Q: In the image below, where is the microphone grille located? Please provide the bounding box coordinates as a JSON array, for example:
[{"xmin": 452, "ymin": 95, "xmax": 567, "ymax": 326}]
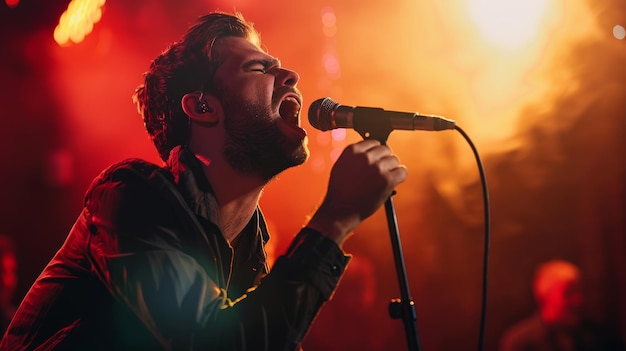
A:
[{"xmin": 308, "ymin": 97, "xmax": 338, "ymax": 131}]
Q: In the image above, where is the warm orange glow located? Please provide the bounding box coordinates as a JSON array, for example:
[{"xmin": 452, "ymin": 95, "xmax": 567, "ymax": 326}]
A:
[
  {"xmin": 464, "ymin": 0, "xmax": 548, "ymax": 50},
  {"xmin": 329, "ymin": 147, "xmax": 342, "ymax": 162},
  {"xmin": 54, "ymin": 0, "xmax": 106, "ymax": 46},
  {"xmin": 4, "ymin": 3, "xmax": 625, "ymax": 351},
  {"xmin": 322, "ymin": 53, "xmax": 340, "ymax": 79},
  {"xmin": 414, "ymin": 0, "xmax": 568, "ymax": 147},
  {"xmin": 321, "ymin": 7, "xmax": 336, "ymax": 28}
]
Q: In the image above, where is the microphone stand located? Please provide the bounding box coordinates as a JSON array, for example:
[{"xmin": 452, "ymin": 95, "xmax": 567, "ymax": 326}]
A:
[{"xmin": 352, "ymin": 107, "xmax": 421, "ymax": 351}]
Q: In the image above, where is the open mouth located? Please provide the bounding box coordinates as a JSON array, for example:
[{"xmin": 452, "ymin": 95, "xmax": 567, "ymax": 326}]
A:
[{"xmin": 279, "ymin": 96, "xmax": 301, "ymax": 124}]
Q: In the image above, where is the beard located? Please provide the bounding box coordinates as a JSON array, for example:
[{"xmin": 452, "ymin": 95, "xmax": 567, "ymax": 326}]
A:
[{"xmin": 220, "ymin": 92, "xmax": 309, "ymax": 181}]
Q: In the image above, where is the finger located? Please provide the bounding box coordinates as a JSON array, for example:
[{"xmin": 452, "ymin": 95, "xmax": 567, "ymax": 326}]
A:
[
  {"xmin": 351, "ymin": 139, "xmax": 382, "ymax": 153},
  {"xmin": 362, "ymin": 145, "xmax": 394, "ymax": 164},
  {"xmin": 378, "ymin": 154, "xmax": 401, "ymax": 170},
  {"xmin": 388, "ymin": 165, "xmax": 408, "ymax": 184}
]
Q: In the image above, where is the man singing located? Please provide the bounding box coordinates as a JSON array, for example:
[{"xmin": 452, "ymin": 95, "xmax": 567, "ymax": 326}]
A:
[{"xmin": 1, "ymin": 11, "xmax": 407, "ymax": 350}]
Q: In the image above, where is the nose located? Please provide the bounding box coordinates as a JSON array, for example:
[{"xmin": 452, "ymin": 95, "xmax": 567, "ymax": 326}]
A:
[{"xmin": 276, "ymin": 67, "xmax": 300, "ymax": 87}]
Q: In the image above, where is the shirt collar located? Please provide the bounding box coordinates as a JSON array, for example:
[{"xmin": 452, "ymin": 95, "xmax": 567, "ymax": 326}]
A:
[
  {"xmin": 165, "ymin": 145, "xmax": 270, "ymax": 245},
  {"xmin": 166, "ymin": 145, "xmax": 221, "ymax": 226}
]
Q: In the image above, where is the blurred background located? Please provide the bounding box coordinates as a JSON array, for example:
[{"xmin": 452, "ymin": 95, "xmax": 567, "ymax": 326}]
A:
[{"xmin": 0, "ymin": 0, "xmax": 624, "ymax": 350}]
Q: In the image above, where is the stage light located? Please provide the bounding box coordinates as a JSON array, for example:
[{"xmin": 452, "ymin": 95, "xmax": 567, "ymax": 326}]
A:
[
  {"xmin": 5, "ymin": 0, "xmax": 19, "ymax": 8},
  {"xmin": 613, "ymin": 25, "xmax": 625, "ymax": 40},
  {"xmin": 331, "ymin": 129, "xmax": 346, "ymax": 142},
  {"xmin": 465, "ymin": 0, "xmax": 548, "ymax": 50},
  {"xmin": 54, "ymin": 0, "xmax": 106, "ymax": 46}
]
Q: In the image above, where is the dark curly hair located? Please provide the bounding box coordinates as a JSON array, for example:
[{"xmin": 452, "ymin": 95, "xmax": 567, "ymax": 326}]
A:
[{"xmin": 133, "ymin": 12, "xmax": 260, "ymax": 161}]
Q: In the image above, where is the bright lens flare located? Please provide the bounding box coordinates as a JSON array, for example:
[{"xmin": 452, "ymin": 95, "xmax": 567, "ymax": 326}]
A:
[
  {"xmin": 465, "ymin": 0, "xmax": 548, "ymax": 50},
  {"xmin": 614, "ymin": 25, "xmax": 626, "ymax": 40},
  {"xmin": 54, "ymin": 0, "xmax": 106, "ymax": 46}
]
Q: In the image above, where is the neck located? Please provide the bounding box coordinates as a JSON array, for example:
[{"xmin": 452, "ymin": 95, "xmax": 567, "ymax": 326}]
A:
[{"xmin": 195, "ymin": 152, "xmax": 267, "ymax": 243}]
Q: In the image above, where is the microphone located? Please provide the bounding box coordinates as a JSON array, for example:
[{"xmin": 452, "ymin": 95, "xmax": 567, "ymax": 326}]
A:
[{"xmin": 308, "ymin": 97, "xmax": 456, "ymax": 132}]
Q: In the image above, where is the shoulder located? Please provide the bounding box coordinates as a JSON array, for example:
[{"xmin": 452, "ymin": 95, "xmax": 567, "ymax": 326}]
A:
[
  {"xmin": 83, "ymin": 158, "xmax": 176, "ymax": 211},
  {"xmin": 500, "ymin": 314, "xmax": 546, "ymax": 351},
  {"xmin": 91, "ymin": 158, "xmax": 168, "ymax": 186},
  {"xmin": 86, "ymin": 158, "xmax": 172, "ymax": 194}
]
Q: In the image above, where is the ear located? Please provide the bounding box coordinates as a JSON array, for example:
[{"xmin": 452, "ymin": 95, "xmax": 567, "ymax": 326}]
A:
[{"xmin": 181, "ymin": 92, "xmax": 221, "ymax": 127}]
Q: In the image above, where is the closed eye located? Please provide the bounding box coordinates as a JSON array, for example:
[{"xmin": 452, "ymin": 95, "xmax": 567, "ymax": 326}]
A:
[{"xmin": 244, "ymin": 58, "xmax": 280, "ymax": 74}]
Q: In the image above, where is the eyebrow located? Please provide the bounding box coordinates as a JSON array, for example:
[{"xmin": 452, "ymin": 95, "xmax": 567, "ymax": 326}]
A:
[{"xmin": 243, "ymin": 57, "xmax": 281, "ymax": 70}]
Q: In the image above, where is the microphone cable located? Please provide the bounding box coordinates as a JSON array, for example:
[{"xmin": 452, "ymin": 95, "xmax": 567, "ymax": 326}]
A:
[{"xmin": 455, "ymin": 125, "xmax": 491, "ymax": 351}]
